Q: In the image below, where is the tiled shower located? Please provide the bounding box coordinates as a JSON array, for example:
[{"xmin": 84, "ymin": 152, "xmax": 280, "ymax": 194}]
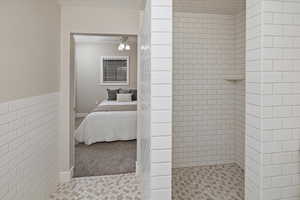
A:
[
  {"xmin": 173, "ymin": 11, "xmax": 246, "ymax": 168},
  {"xmin": 172, "ymin": 0, "xmax": 246, "ymax": 199},
  {"xmin": 139, "ymin": 0, "xmax": 300, "ymax": 199}
]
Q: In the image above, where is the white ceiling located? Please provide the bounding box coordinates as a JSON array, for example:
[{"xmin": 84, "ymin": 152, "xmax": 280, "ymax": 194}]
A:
[
  {"xmin": 73, "ymin": 35, "xmax": 137, "ymax": 44},
  {"xmin": 174, "ymin": 0, "xmax": 245, "ymax": 14}
]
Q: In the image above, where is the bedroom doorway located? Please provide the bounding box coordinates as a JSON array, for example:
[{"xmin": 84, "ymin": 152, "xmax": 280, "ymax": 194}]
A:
[{"xmin": 70, "ymin": 33, "xmax": 139, "ymax": 178}]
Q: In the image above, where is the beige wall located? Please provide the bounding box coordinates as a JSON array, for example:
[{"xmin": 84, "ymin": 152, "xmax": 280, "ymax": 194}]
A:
[
  {"xmin": 59, "ymin": 4, "xmax": 140, "ymax": 172},
  {"xmin": 0, "ymin": 0, "xmax": 60, "ymax": 103},
  {"xmin": 75, "ymin": 41, "xmax": 138, "ymax": 113}
]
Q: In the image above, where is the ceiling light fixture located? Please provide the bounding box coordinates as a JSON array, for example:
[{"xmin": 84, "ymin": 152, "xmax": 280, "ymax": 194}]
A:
[{"xmin": 118, "ymin": 36, "xmax": 131, "ymax": 51}]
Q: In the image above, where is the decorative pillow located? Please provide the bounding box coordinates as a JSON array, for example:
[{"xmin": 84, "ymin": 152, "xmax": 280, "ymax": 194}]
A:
[
  {"xmin": 117, "ymin": 93, "xmax": 132, "ymax": 102},
  {"xmin": 129, "ymin": 89, "xmax": 137, "ymax": 101},
  {"xmin": 119, "ymin": 88, "xmax": 131, "ymax": 94},
  {"xmin": 107, "ymin": 89, "xmax": 119, "ymax": 101}
]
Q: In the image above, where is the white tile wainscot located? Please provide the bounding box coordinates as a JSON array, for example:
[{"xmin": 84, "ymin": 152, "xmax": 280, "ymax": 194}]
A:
[{"xmin": 0, "ymin": 93, "xmax": 59, "ymax": 200}]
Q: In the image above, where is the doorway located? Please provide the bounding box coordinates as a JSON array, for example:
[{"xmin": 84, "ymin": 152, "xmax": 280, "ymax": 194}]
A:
[{"xmin": 70, "ymin": 33, "xmax": 139, "ymax": 177}]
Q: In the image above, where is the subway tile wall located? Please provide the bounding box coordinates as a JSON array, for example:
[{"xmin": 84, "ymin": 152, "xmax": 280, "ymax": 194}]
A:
[
  {"xmin": 151, "ymin": 0, "xmax": 172, "ymax": 199},
  {"xmin": 235, "ymin": 11, "xmax": 246, "ymax": 169},
  {"xmin": 139, "ymin": 0, "xmax": 172, "ymax": 200},
  {"xmin": 173, "ymin": 12, "xmax": 245, "ymax": 168},
  {"xmin": 0, "ymin": 93, "xmax": 59, "ymax": 200},
  {"xmin": 246, "ymin": 0, "xmax": 300, "ymax": 199},
  {"xmin": 261, "ymin": 0, "xmax": 300, "ymax": 199},
  {"xmin": 245, "ymin": 0, "xmax": 263, "ymax": 198}
]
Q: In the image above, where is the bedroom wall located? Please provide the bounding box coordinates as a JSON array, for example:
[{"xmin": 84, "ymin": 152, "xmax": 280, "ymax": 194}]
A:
[
  {"xmin": 0, "ymin": 0, "xmax": 60, "ymax": 199},
  {"xmin": 75, "ymin": 41, "xmax": 138, "ymax": 114}
]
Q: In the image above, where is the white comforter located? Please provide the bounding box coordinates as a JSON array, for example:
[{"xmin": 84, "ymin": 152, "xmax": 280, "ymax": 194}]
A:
[{"xmin": 75, "ymin": 101, "xmax": 137, "ymax": 145}]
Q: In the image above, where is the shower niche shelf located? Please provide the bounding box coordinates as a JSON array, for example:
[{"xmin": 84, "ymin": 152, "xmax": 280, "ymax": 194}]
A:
[{"xmin": 223, "ymin": 75, "xmax": 245, "ymax": 82}]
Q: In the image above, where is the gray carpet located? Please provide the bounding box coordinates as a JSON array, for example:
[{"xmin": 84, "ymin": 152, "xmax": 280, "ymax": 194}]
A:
[{"xmin": 74, "ymin": 140, "xmax": 136, "ymax": 177}]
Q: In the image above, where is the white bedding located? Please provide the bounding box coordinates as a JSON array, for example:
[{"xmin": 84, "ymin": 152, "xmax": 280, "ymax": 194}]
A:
[{"xmin": 75, "ymin": 101, "xmax": 137, "ymax": 145}]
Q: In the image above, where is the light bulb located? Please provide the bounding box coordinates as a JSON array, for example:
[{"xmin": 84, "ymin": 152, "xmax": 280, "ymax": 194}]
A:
[
  {"xmin": 118, "ymin": 43, "xmax": 125, "ymax": 51},
  {"xmin": 125, "ymin": 44, "xmax": 131, "ymax": 50}
]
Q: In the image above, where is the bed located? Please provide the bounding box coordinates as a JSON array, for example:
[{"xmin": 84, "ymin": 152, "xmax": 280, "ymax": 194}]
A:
[{"xmin": 75, "ymin": 100, "xmax": 137, "ymax": 145}]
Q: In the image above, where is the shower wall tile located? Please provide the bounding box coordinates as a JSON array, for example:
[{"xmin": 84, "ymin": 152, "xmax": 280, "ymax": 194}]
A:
[
  {"xmin": 173, "ymin": 12, "xmax": 239, "ymax": 168},
  {"xmin": 235, "ymin": 10, "xmax": 246, "ymax": 169}
]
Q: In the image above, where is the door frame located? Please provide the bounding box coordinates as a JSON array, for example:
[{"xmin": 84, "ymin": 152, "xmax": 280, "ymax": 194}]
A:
[{"xmin": 59, "ymin": 32, "xmax": 141, "ymax": 181}]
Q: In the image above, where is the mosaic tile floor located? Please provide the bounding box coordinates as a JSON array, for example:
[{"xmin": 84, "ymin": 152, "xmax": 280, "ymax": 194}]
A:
[
  {"xmin": 50, "ymin": 163, "xmax": 244, "ymax": 200},
  {"xmin": 50, "ymin": 173, "xmax": 141, "ymax": 200},
  {"xmin": 173, "ymin": 163, "xmax": 244, "ymax": 200}
]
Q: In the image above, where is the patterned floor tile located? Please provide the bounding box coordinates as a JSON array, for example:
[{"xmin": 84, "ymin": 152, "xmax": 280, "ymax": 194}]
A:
[
  {"xmin": 173, "ymin": 163, "xmax": 244, "ymax": 200},
  {"xmin": 50, "ymin": 163, "xmax": 244, "ymax": 200},
  {"xmin": 50, "ymin": 173, "xmax": 141, "ymax": 200}
]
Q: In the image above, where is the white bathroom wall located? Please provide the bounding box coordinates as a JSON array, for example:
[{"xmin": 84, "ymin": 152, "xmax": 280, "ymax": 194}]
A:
[
  {"xmin": 245, "ymin": 0, "xmax": 300, "ymax": 199},
  {"xmin": 139, "ymin": 0, "xmax": 173, "ymax": 199},
  {"xmin": 235, "ymin": 10, "xmax": 246, "ymax": 169},
  {"xmin": 173, "ymin": 12, "xmax": 237, "ymax": 167},
  {"xmin": 150, "ymin": 0, "xmax": 173, "ymax": 199},
  {"xmin": 0, "ymin": 93, "xmax": 59, "ymax": 200},
  {"xmin": 245, "ymin": 0, "xmax": 263, "ymax": 198},
  {"xmin": 260, "ymin": 1, "xmax": 300, "ymax": 198},
  {"xmin": 0, "ymin": 1, "xmax": 60, "ymax": 103},
  {"xmin": 0, "ymin": 1, "xmax": 60, "ymax": 199}
]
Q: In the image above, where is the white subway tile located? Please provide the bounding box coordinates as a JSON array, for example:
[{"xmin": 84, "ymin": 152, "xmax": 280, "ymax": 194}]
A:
[
  {"xmin": 152, "ymin": 19, "xmax": 172, "ymax": 32},
  {"xmin": 151, "ymin": 71, "xmax": 172, "ymax": 84},
  {"xmin": 151, "ymin": 189, "xmax": 171, "ymax": 200},
  {"xmin": 152, "ymin": 136, "xmax": 172, "ymax": 149},
  {"xmin": 0, "ymin": 103, "xmax": 9, "ymax": 115},
  {"xmin": 151, "ymin": 176, "xmax": 171, "ymax": 189},
  {"xmin": 152, "ymin": 7, "xmax": 172, "ymax": 19},
  {"xmin": 151, "ymin": 163, "xmax": 171, "ymax": 176},
  {"xmin": 0, "ymin": 93, "xmax": 59, "ymax": 199},
  {"xmin": 152, "ymin": 150, "xmax": 171, "ymax": 163}
]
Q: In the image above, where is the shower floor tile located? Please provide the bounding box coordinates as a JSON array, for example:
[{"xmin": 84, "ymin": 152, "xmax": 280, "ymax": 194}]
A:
[
  {"xmin": 50, "ymin": 173, "xmax": 141, "ymax": 200},
  {"xmin": 172, "ymin": 163, "xmax": 244, "ymax": 200}
]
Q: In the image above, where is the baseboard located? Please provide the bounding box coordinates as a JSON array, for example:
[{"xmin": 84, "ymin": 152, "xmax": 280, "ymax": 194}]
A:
[
  {"xmin": 59, "ymin": 167, "xmax": 74, "ymax": 183},
  {"xmin": 76, "ymin": 113, "xmax": 88, "ymax": 118}
]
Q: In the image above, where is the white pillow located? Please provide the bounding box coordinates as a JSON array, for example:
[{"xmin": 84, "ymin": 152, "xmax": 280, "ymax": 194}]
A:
[{"xmin": 117, "ymin": 93, "xmax": 132, "ymax": 102}]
